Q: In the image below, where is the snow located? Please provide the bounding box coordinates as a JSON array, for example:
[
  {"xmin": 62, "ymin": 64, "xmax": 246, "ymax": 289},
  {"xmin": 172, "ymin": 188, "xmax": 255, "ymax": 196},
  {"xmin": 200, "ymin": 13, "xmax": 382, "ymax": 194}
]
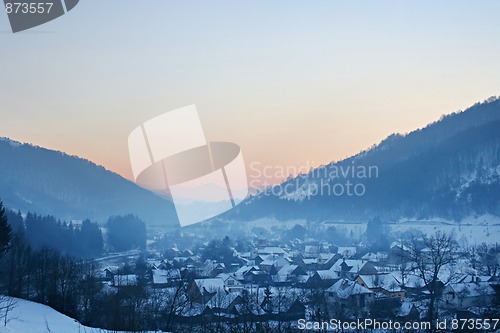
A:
[
  {"xmin": 152, "ymin": 270, "xmax": 168, "ymax": 285},
  {"xmin": 194, "ymin": 278, "xmax": 226, "ymax": 292},
  {"xmin": 326, "ymin": 279, "xmax": 373, "ymax": 299},
  {"xmin": 315, "ymin": 270, "xmax": 339, "ymax": 280},
  {"xmin": 330, "ymin": 259, "xmax": 368, "ymax": 274},
  {"xmin": 378, "ymin": 214, "xmax": 500, "ymax": 245},
  {"xmin": 152, "ymin": 269, "xmax": 180, "ymax": 285},
  {"xmin": 0, "ymin": 296, "xmax": 166, "ymax": 333},
  {"xmin": 446, "ymin": 282, "xmax": 496, "ymax": 297},
  {"xmin": 277, "ymin": 264, "xmax": 298, "ymax": 277},
  {"xmin": 206, "ymin": 290, "xmax": 240, "ymax": 309},
  {"xmin": 358, "ymin": 273, "xmax": 402, "ymax": 291},
  {"xmin": 113, "ymin": 274, "xmax": 138, "ymax": 286},
  {"xmin": 337, "ymin": 246, "xmax": 356, "ymax": 257}
]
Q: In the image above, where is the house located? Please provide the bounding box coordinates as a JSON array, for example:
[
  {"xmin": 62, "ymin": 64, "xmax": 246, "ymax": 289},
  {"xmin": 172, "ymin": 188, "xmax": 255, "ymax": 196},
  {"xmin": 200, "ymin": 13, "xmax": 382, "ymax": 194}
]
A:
[
  {"xmin": 304, "ymin": 245, "xmax": 321, "ymax": 258},
  {"xmin": 285, "ymin": 298, "xmax": 306, "ymax": 319},
  {"xmin": 181, "ymin": 249, "xmax": 194, "ymax": 257},
  {"xmin": 245, "ymin": 270, "xmax": 272, "ymax": 285},
  {"xmin": 301, "ymin": 258, "xmax": 317, "ymax": 267},
  {"xmin": 450, "ymin": 274, "xmax": 495, "ymax": 284},
  {"xmin": 337, "ymin": 247, "xmax": 357, "ymax": 258},
  {"xmin": 172, "ymin": 256, "xmax": 197, "ymax": 268},
  {"xmin": 388, "ymin": 242, "xmax": 411, "ymax": 263},
  {"xmin": 259, "ymin": 255, "xmax": 290, "ymax": 272},
  {"xmin": 187, "ymin": 278, "xmax": 226, "ymax": 304},
  {"xmin": 216, "ymin": 273, "xmax": 243, "ymax": 292},
  {"xmin": 261, "ymin": 297, "xmax": 306, "ymax": 320},
  {"xmin": 361, "ymin": 252, "xmax": 388, "ymax": 262},
  {"xmin": 146, "ymin": 259, "xmax": 163, "ymax": 270},
  {"xmin": 258, "ymin": 287, "xmax": 306, "ymax": 319},
  {"xmin": 397, "ymin": 301, "xmax": 420, "ymax": 322},
  {"xmin": 165, "ymin": 246, "xmax": 181, "ymax": 258},
  {"xmin": 356, "ymin": 274, "xmax": 405, "ymax": 300},
  {"xmin": 253, "ymin": 254, "xmax": 268, "ymax": 266},
  {"xmin": 274, "ymin": 265, "xmax": 307, "ymax": 284},
  {"xmin": 317, "ymin": 253, "xmax": 340, "ymax": 269},
  {"xmin": 152, "ymin": 268, "xmax": 181, "ymax": 287},
  {"xmin": 258, "ymin": 247, "xmax": 287, "ymax": 256},
  {"xmin": 326, "ymin": 279, "xmax": 374, "ymax": 317},
  {"xmin": 97, "ymin": 267, "xmax": 115, "ymax": 281},
  {"xmin": 234, "ymin": 266, "xmax": 259, "ymax": 281},
  {"xmin": 113, "ymin": 274, "xmax": 138, "ymax": 287},
  {"xmin": 205, "ymin": 290, "xmax": 243, "ymax": 316},
  {"xmin": 198, "ymin": 260, "xmax": 226, "ymax": 277},
  {"xmin": 307, "ymin": 270, "xmax": 340, "ymax": 288},
  {"xmin": 330, "ymin": 259, "xmax": 378, "ymax": 279},
  {"xmin": 441, "ymin": 282, "xmax": 496, "ymax": 309}
]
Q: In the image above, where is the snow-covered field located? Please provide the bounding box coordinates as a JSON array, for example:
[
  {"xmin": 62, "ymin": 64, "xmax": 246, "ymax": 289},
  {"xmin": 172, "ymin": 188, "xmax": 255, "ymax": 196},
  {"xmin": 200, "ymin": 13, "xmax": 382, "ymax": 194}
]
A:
[
  {"xmin": 326, "ymin": 214, "xmax": 500, "ymax": 245},
  {"xmin": 390, "ymin": 215, "xmax": 500, "ymax": 245},
  {"xmin": 0, "ymin": 297, "xmax": 164, "ymax": 333},
  {"xmin": 234, "ymin": 214, "xmax": 500, "ymax": 245}
]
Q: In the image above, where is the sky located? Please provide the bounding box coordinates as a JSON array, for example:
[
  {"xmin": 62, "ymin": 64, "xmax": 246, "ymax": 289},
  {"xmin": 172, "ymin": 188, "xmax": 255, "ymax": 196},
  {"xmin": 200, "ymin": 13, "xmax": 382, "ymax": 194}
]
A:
[{"xmin": 1, "ymin": 1, "xmax": 499, "ymax": 184}]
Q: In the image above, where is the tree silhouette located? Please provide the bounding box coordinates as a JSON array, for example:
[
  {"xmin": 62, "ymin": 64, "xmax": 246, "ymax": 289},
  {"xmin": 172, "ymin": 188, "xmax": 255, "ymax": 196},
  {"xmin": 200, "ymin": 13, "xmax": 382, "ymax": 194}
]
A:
[{"xmin": 0, "ymin": 200, "xmax": 13, "ymax": 257}]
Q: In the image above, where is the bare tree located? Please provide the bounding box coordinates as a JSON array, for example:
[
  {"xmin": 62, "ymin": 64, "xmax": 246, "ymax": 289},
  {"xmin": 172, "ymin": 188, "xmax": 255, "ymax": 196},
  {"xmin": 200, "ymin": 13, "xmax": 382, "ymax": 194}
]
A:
[
  {"xmin": 477, "ymin": 243, "xmax": 499, "ymax": 276},
  {"xmin": 406, "ymin": 231, "xmax": 457, "ymax": 326},
  {"xmin": 0, "ymin": 295, "xmax": 18, "ymax": 327},
  {"xmin": 163, "ymin": 282, "xmax": 190, "ymax": 332}
]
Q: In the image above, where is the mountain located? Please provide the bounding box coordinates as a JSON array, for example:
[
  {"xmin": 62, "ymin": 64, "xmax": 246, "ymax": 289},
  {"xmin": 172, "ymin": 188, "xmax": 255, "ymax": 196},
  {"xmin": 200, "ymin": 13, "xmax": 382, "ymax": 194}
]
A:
[
  {"xmin": 230, "ymin": 96, "xmax": 500, "ymax": 222},
  {"xmin": 0, "ymin": 139, "xmax": 177, "ymax": 226}
]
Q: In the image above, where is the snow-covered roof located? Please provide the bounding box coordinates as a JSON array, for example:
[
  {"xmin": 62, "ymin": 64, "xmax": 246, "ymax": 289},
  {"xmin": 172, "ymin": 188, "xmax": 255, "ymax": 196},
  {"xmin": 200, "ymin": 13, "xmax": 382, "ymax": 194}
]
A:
[
  {"xmin": 277, "ymin": 264, "xmax": 298, "ymax": 276},
  {"xmin": 216, "ymin": 273, "xmax": 234, "ymax": 281},
  {"xmin": 361, "ymin": 252, "xmax": 388, "ymax": 261},
  {"xmin": 234, "ymin": 265, "xmax": 258, "ymax": 280},
  {"xmin": 315, "ymin": 270, "xmax": 340, "ymax": 280},
  {"xmin": 152, "ymin": 268, "xmax": 180, "ymax": 285},
  {"xmin": 326, "ymin": 279, "xmax": 373, "ymax": 299},
  {"xmin": 259, "ymin": 255, "xmax": 290, "ymax": 267},
  {"xmin": 446, "ymin": 282, "xmax": 496, "ymax": 297},
  {"xmin": 390, "ymin": 242, "xmax": 410, "ymax": 252},
  {"xmin": 318, "ymin": 253, "xmax": 335, "ymax": 261},
  {"xmin": 302, "ymin": 258, "xmax": 316, "ymax": 265},
  {"xmin": 398, "ymin": 301, "xmax": 416, "ymax": 317},
  {"xmin": 391, "ymin": 272, "xmax": 425, "ymax": 288},
  {"xmin": 304, "ymin": 245, "xmax": 320, "ymax": 253},
  {"xmin": 194, "ymin": 278, "xmax": 226, "ymax": 292},
  {"xmin": 358, "ymin": 274, "xmax": 402, "ymax": 292},
  {"xmin": 337, "ymin": 247, "xmax": 357, "ymax": 256},
  {"xmin": 331, "ymin": 259, "xmax": 369, "ymax": 273},
  {"xmin": 206, "ymin": 290, "xmax": 240, "ymax": 309}
]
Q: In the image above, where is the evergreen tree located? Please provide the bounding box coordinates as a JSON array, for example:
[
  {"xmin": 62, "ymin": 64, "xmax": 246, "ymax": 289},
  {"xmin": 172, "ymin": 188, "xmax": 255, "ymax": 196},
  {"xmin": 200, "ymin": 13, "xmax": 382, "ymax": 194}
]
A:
[
  {"xmin": 262, "ymin": 286, "xmax": 273, "ymax": 314},
  {"xmin": 0, "ymin": 200, "xmax": 13, "ymax": 257},
  {"xmin": 107, "ymin": 214, "xmax": 146, "ymax": 252}
]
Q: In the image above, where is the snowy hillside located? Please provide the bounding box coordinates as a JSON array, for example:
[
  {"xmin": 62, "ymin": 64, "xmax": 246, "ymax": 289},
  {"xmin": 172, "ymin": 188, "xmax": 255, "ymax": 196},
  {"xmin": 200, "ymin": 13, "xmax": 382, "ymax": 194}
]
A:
[
  {"xmin": 230, "ymin": 96, "xmax": 500, "ymax": 222},
  {"xmin": 0, "ymin": 297, "xmax": 164, "ymax": 333},
  {"xmin": 0, "ymin": 138, "xmax": 177, "ymax": 226}
]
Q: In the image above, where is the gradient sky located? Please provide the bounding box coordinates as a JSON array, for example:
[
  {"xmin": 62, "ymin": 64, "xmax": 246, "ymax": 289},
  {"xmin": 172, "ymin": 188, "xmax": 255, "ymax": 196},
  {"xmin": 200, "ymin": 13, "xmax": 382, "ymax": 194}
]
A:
[{"xmin": 1, "ymin": 1, "xmax": 499, "ymax": 184}]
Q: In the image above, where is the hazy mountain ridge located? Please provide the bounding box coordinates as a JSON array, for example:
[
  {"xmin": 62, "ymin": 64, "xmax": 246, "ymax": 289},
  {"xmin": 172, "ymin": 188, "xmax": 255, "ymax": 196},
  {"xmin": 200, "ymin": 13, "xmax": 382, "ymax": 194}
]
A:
[
  {"xmin": 0, "ymin": 138, "xmax": 177, "ymax": 225},
  {"xmin": 0, "ymin": 97, "xmax": 498, "ymax": 226},
  {"xmin": 231, "ymin": 97, "xmax": 500, "ymax": 222}
]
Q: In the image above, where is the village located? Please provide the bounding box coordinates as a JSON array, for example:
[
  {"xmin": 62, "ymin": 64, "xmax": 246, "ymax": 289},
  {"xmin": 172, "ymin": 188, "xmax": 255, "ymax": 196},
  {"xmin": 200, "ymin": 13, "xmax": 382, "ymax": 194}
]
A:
[{"xmin": 98, "ymin": 228, "xmax": 500, "ymax": 331}]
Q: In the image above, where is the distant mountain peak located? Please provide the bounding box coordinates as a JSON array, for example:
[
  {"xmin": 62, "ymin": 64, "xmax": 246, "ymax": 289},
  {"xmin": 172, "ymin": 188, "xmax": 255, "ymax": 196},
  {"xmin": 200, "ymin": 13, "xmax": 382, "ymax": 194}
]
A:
[
  {"xmin": 230, "ymin": 96, "xmax": 500, "ymax": 222},
  {"xmin": 0, "ymin": 138, "xmax": 178, "ymax": 226}
]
